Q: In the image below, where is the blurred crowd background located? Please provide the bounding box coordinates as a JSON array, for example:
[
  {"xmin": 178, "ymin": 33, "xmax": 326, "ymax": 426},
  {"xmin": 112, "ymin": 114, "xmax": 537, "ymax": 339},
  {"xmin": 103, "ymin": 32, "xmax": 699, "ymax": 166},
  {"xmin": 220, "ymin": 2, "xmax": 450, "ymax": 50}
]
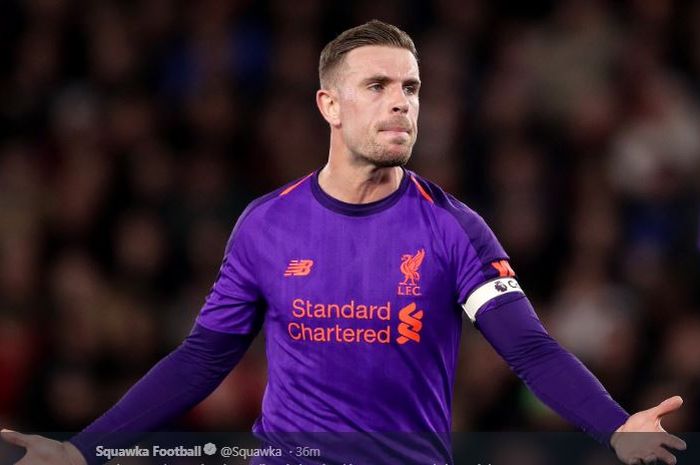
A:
[{"xmin": 0, "ymin": 0, "xmax": 699, "ymax": 444}]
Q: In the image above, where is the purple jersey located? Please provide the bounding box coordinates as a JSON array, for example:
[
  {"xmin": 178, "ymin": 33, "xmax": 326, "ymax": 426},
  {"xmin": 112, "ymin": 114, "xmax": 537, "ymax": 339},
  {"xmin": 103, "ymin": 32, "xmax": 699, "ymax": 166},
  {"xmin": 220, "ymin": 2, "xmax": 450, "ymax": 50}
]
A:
[
  {"xmin": 196, "ymin": 168, "xmax": 513, "ymax": 434},
  {"xmin": 70, "ymin": 168, "xmax": 627, "ymax": 465}
]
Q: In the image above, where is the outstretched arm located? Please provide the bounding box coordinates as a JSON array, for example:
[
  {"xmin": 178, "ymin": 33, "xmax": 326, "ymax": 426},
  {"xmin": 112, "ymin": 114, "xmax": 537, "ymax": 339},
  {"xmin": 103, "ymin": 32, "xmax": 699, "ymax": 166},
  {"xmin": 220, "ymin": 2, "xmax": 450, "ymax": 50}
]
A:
[
  {"xmin": 475, "ymin": 293, "xmax": 685, "ymax": 464},
  {"xmin": 1, "ymin": 323, "xmax": 255, "ymax": 465}
]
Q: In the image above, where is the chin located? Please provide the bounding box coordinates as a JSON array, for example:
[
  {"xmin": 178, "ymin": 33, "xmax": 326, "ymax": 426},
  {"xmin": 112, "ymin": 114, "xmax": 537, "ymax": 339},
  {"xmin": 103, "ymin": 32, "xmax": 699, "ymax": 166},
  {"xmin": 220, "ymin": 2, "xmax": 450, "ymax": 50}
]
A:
[{"xmin": 354, "ymin": 140, "xmax": 414, "ymax": 168}]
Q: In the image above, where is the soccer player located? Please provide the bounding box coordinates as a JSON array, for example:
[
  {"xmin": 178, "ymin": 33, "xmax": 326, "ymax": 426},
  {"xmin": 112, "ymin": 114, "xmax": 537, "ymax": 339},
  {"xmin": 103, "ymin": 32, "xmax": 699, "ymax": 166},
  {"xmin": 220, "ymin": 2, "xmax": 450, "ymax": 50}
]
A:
[{"xmin": 1, "ymin": 20, "xmax": 687, "ymax": 465}]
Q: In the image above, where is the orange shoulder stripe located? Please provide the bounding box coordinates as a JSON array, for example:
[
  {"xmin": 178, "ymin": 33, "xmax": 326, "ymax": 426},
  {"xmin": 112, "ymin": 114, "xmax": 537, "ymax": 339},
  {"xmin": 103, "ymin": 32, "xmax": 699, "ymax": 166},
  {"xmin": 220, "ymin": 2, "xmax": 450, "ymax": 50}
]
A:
[
  {"xmin": 410, "ymin": 175, "xmax": 434, "ymax": 204},
  {"xmin": 279, "ymin": 173, "xmax": 314, "ymax": 196}
]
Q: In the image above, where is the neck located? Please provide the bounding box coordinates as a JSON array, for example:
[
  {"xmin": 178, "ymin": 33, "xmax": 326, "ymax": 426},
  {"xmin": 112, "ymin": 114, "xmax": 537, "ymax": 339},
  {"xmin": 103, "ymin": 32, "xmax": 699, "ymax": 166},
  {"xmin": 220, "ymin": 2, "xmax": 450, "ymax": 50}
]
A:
[{"xmin": 318, "ymin": 154, "xmax": 404, "ymax": 204}]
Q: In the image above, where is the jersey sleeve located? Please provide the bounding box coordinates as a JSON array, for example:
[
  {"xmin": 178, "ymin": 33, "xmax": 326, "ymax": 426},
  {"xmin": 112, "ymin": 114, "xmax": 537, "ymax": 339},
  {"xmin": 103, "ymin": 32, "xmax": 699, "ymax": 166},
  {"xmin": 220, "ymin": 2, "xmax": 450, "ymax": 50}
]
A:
[
  {"xmin": 196, "ymin": 213, "xmax": 265, "ymax": 335},
  {"xmin": 445, "ymin": 196, "xmax": 524, "ymax": 321}
]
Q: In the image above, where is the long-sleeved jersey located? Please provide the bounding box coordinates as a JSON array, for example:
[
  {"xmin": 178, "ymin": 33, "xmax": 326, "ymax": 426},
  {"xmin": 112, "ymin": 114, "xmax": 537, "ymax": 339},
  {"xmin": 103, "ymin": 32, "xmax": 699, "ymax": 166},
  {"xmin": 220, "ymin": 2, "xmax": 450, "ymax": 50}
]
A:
[{"xmin": 72, "ymin": 168, "xmax": 628, "ymax": 465}]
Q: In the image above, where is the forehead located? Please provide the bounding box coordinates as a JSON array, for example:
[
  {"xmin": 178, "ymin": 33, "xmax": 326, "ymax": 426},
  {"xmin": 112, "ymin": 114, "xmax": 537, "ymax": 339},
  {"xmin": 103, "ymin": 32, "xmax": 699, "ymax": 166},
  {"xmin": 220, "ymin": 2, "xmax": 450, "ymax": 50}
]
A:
[{"xmin": 340, "ymin": 45, "xmax": 419, "ymax": 82}]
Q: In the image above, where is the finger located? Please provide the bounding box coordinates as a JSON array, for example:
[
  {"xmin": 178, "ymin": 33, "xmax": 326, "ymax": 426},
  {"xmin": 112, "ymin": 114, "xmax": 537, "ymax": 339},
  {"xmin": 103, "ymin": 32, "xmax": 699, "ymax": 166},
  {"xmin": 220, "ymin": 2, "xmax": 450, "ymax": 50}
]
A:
[
  {"xmin": 653, "ymin": 446, "xmax": 678, "ymax": 465},
  {"xmin": 0, "ymin": 429, "xmax": 30, "ymax": 448},
  {"xmin": 661, "ymin": 433, "xmax": 687, "ymax": 451},
  {"xmin": 650, "ymin": 396, "xmax": 683, "ymax": 418}
]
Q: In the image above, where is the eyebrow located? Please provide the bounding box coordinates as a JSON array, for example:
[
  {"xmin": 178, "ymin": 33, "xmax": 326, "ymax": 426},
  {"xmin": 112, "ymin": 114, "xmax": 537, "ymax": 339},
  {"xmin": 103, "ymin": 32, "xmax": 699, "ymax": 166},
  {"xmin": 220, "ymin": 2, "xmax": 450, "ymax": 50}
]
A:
[{"xmin": 360, "ymin": 75, "xmax": 421, "ymax": 87}]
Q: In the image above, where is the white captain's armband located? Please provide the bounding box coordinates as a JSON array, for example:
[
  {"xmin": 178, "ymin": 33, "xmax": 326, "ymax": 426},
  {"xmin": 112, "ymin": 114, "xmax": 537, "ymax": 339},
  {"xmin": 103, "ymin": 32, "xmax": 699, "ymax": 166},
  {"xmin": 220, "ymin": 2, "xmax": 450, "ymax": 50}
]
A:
[{"xmin": 461, "ymin": 278, "xmax": 524, "ymax": 322}]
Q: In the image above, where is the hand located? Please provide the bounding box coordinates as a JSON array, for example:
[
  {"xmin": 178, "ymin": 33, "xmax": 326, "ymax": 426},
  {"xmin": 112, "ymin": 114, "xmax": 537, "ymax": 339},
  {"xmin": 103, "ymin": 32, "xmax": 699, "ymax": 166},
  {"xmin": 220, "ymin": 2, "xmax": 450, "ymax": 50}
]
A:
[
  {"xmin": 1, "ymin": 429, "xmax": 87, "ymax": 465},
  {"xmin": 610, "ymin": 396, "xmax": 687, "ymax": 465}
]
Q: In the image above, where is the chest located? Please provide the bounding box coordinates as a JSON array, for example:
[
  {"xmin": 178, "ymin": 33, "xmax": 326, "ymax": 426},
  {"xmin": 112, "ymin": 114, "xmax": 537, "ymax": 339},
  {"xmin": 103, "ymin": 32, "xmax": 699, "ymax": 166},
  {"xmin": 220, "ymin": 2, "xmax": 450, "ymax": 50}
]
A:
[
  {"xmin": 259, "ymin": 214, "xmax": 451, "ymax": 299},
  {"xmin": 252, "ymin": 213, "xmax": 461, "ymax": 344}
]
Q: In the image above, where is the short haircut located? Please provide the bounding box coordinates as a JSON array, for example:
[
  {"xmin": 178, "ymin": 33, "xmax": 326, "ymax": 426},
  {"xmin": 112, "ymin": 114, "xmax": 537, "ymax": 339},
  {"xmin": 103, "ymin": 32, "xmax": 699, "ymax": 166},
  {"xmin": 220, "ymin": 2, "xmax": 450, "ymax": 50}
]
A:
[{"xmin": 318, "ymin": 20, "xmax": 418, "ymax": 89}]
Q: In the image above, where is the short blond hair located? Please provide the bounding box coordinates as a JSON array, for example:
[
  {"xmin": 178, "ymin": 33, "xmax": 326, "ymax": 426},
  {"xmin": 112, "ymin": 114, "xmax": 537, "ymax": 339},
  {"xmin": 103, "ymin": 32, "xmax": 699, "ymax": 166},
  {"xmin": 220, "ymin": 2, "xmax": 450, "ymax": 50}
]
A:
[{"xmin": 318, "ymin": 20, "xmax": 417, "ymax": 89}]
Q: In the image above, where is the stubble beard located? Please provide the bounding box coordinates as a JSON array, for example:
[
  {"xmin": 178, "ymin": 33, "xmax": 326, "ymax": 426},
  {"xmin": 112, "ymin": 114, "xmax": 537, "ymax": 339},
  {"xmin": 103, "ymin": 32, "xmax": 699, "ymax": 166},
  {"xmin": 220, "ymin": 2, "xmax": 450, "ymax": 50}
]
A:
[{"xmin": 355, "ymin": 135, "xmax": 414, "ymax": 168}]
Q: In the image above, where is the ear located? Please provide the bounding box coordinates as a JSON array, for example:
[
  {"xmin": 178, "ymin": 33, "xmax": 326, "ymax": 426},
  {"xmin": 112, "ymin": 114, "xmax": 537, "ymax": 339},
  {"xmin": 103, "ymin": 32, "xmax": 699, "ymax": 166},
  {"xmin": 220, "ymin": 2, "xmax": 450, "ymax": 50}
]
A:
[{"xmin": 316, "ymin": 88, "xmax": 341, "ymax": 127}]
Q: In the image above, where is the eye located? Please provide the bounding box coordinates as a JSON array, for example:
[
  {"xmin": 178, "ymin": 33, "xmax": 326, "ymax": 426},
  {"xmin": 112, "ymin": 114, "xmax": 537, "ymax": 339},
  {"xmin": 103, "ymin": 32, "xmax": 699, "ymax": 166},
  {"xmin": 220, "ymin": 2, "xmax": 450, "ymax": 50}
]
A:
[
  {"xmin": 368, "ymin": 83, "xmax": 384, "ymax": 92},
  {"xmin": 404, "ymin": 85, "xmax": 418, "ymax": 96}
]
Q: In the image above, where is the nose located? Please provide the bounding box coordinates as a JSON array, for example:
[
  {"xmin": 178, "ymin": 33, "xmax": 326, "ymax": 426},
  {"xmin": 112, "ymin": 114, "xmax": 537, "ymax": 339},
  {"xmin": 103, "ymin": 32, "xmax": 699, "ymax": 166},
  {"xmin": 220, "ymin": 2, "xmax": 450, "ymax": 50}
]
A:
[
  {"xmin": 392, "ymin": 102, "xmax": 409, "ymax": 114},
  {"xmin": 391, "ymin": 86, "xmax": 409, "ymax": 114}
]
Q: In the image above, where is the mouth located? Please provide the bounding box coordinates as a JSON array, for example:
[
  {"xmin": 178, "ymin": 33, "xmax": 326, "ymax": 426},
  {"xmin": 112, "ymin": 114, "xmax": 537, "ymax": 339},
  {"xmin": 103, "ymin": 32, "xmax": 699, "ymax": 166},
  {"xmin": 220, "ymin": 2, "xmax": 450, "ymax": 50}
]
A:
[
  {"xmin": 379, "ymin": 127, "xmax": 411, "ymax": 135},
  {"xmin": 378, "ymin": 119, "xmax": 412, "ymax": 134}
]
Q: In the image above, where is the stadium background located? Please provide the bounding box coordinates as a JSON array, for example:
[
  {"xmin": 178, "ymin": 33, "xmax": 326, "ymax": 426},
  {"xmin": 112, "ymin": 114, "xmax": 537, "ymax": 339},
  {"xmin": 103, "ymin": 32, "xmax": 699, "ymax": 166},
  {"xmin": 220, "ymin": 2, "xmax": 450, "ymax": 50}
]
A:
[{"xmin": 0, "ymin": 0, "xmax": 699, "ymax": 444}]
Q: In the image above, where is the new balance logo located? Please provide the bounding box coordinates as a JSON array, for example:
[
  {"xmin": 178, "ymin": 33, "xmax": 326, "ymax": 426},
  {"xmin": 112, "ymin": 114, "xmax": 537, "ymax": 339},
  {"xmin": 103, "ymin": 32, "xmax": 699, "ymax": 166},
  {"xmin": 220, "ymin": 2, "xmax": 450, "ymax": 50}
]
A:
[
  {"xmin": 284, "ymin": 259, "xmax": 314, "ymax": 277},
  {"xmin": 396, "ymin": 302, "xmax": 423, "ymax": 344}
]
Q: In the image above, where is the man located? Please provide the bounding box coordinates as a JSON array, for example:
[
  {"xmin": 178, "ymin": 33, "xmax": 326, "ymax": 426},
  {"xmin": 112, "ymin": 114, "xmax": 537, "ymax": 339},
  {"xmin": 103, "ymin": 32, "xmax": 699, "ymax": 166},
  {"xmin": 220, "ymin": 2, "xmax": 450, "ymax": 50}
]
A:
[{"xmin": 1, "ymin": 20, "xmax": 687, "ymax": 465}]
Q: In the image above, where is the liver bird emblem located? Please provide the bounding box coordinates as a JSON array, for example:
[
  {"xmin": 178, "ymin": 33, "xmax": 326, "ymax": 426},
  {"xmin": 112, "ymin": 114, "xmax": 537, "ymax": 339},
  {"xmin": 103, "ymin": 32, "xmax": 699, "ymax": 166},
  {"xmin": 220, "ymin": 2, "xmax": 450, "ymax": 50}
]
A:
[{"xmin": 400, "ymin": 248, "xmax": 425, "ymax": 286}]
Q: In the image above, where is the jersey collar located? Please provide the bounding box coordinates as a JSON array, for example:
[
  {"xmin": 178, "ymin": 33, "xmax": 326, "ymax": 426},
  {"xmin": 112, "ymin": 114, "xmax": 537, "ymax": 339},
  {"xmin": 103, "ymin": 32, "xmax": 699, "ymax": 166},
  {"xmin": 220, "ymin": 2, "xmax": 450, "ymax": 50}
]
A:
[{"xmin": 310, "ymin": 167, "xmax": 410, "ymax": 216}]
